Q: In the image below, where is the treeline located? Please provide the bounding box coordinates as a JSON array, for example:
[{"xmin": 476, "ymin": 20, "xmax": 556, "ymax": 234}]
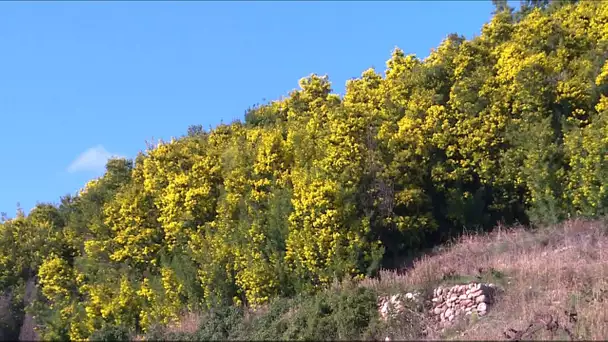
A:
[{"xmin": 1, "ymin": 1, "xmax": 608, "ymax": 339}]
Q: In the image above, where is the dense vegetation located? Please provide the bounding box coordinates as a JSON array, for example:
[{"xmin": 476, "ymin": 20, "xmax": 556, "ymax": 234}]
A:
[{"xmin": 1, "ymin": 0, "xmax": 607, "ymax": 340}]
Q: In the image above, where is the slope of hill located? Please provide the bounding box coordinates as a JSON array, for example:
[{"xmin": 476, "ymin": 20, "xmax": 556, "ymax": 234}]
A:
[
  {"xmin": 1, "ymin": 0, "xmax": 608, "ymax": 340},
  {"xmin": 139, "ymin": 219, "xmax": 607, "ymax": 341},
  {"xmin": 373, "ymin": 219, "xmax": 607, "ymax": 340}
]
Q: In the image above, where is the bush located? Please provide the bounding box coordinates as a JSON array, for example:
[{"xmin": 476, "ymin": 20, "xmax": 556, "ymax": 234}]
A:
[
  {"xmin": 252, "ymin": 283, "xmax": 380, "ymax": 341},
  {"xmin": 192, "ymin": 305, "xmax": 250, "ymax": 341},
  {"xmin": 143, "ymin": 284, "xmax": 384, "ymax": 341},
  {"xmin": 89, "ymin": 324, "xmax": 131, "ymax": 342},
  {"xmin": 249, "ymin": 296, "xmax": 296, "ymax": 340}
]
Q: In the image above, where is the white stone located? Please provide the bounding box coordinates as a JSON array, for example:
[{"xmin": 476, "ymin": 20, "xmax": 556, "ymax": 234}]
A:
[
  {"xmin": 477, "ymin": 302, "xmax": 487, "ymax": 312},
  {"xmin": 469, "ymin": 289, "xmax": 483, "ymax": 298},
  {"xmin": 476, "ymin": 295, "xmax": 487, "ymax": 303},
  {"xmin": 405, "ymin": 292, "xmax": 414, "ymax": 300}
]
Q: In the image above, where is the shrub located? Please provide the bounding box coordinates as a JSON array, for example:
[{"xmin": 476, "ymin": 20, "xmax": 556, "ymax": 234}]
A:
[
  {"xmin": 144, "ymin": 284, "xmax": 383, "ymax": 341},
  {"xmin": 191, "ymin": 305, "xmax": 250, "ymax": 341},
  {"xmin": 253, "ymin": 283, "xmax": 380, "ymax": 341},
  {"xmin": 89, "ymin": 324, "xmax": 131, "ymax": 342}
]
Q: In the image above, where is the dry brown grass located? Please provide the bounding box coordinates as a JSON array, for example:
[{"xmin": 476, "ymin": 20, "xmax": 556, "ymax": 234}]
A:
[
  {"xmin": 165, "ymin": 311, "xmax": 202, "ymax": 336},
  {"xmin": 361, "ymin": 219, "xmax": 608, "ymax": 341}
]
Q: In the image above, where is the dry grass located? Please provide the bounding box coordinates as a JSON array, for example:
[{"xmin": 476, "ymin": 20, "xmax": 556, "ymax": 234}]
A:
[
  {"xmin": 165, "ymin": 311, "xmax": 202, "ymax": 336},
  {"xmin": 361, "ymin": 219, "xmax": 608, "ymax": 341}
]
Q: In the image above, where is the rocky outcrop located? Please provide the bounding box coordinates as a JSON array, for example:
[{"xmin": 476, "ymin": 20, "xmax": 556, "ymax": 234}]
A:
[
  {"xmin": 377, "ymin": 292, "xmax": 422, "ymax": 321},
  {"xmin": 429, "ymin": 283, "xmax": 497, "ymax": 324},
  {"xmin": 377, "ymin": 282, "xmax": 498, "ymax": 327}
]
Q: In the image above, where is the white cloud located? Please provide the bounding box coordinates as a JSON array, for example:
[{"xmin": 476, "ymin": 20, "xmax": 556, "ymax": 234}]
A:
[{"xmin": 67, "ymin": 145, "xmax": 124, "ymax": 173}]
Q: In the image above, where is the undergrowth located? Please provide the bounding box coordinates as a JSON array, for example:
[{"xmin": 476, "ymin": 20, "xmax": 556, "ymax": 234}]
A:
[{"xmin": 101, "ymin": 219, "xmax": 608, "ymax": 341}]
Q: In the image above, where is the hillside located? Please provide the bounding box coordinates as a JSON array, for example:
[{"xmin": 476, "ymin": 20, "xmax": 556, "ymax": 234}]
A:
[
  {"xmin": 132, "ymin": 218, "xmax": 608, "ymax": 341},
  {"xmin": 374, "ymin": 219, "xmax": 607, "ymax": 340},
  {"xmin": 1, "ymin": 0, "xmax": 608, "ymax": 340}
]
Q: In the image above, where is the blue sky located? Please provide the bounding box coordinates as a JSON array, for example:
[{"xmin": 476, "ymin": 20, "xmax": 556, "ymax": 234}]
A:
[{"xmin": 0, "ymin": 1, "xmax": 507, "ymax": 217}]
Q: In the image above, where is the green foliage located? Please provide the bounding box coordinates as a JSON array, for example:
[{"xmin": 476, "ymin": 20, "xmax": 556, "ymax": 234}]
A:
[
  {"xmin": 275, "ymin": 286, "xmax": 378, "ymax": 341},
  {"xmin": 190, "ymin": 306, "xmax": 249, "ymax": 341},
  {"xmin": 145, "ymin": 284, "xmax": 383, "ymax": 341},
  {"xmin": 89, "ymin": 324, "xmax": 131, "ymax": 342},
  {"xmin": 1, "ymin": 1, "xmax": 607, "ymax": 339}
]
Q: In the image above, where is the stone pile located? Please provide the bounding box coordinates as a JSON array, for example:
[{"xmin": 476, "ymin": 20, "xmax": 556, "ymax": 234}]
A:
[
  {"xmin": 377, "ymin": 292, "xmax": 421, "ymax": 321},
  {"xmin": 430, "ymin": 283, "xmax": 496, "ymax": 323}
]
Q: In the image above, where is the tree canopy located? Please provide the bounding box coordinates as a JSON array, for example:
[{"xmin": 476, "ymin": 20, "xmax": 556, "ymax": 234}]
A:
[{"xmin": 1, "ymin": 1, "xmax": 607, "ymax": 339}]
